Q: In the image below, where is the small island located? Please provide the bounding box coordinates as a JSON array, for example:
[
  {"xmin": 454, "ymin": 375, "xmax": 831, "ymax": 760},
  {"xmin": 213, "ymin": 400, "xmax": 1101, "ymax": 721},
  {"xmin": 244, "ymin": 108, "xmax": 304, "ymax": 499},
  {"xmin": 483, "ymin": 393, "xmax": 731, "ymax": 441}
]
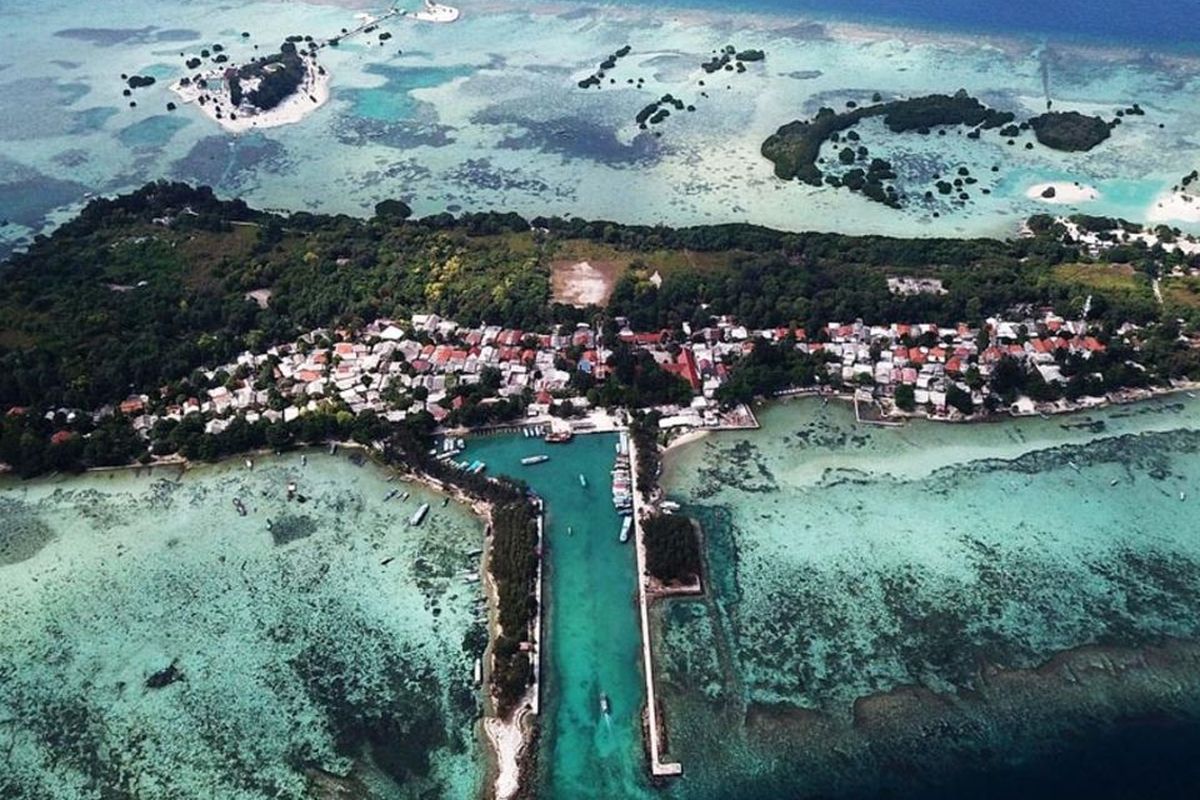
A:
[
  {"xmin": 1028, "ymin": 111, "xmax": 1113, "ymax": 152},
  {"xmin": 761, "ymin": 90, "xmax": 1013, "ymax": 205},
  {"xmin": 171, "ymin": 40, "xmax": 330, "ymax": 133}
]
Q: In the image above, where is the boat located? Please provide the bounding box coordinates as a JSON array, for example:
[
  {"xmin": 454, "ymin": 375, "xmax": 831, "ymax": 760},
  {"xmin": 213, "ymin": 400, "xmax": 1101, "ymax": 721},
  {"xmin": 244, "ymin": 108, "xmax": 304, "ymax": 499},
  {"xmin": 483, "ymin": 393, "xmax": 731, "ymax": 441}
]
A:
[
  {"xmin": 462, "ymin": 572, "xmax": 480, "ymax": 583},
  {"xmin": 301, "ymin": 454, "xmax": 307, "ymax": 467},
  {"xmin": 409, "ymin": 503, "xmax": 430, "ymax": 526},
  {"xmin": 384, "ymin": 488, "xmax": 399, "ymax": 501},
  {"xmin": 473, "ymin": 658, "xmax": 482, "ymax": 686},
  {"xmin": 402, "ymin": 491, "xmax": 410, "ymax": 501},
  {"xmin": 521, "ymin": 455, "xmax": 550, "ymax": 466},
  {"xmin": 579, "ymin": 474, "xmax": 587, "ymax": 488},
  {"xmin": 567, "ymin": 526, "xmax": 573, "ymax": 536},
  {"xmin": 244, "ymin": 458, "xmax": 253, "ymax": 470},
  {"xmin": 619, "ymin": 516, "xmax": 632, "ymax": 543},
  {"xmin": 600, "ymin": 692, "xmax": 611, "ymax": 716},
  {"xmin": 232, "ymin": 498, "xmax": 247, "ymax": 516},
  {"xmin": 1109, "ymin": 479, "xmax": 1119, "ymax": 487},
  {"xmin": 329, "ymin": 443, "xmax": 337, "ymax": 455},
  {"xmin": 545, "ymin": 430, "xmax": 573, "ymax": 443},
  {"xmin": 442, "ymin": 496, "xmax": 450, "ymax": 507}
]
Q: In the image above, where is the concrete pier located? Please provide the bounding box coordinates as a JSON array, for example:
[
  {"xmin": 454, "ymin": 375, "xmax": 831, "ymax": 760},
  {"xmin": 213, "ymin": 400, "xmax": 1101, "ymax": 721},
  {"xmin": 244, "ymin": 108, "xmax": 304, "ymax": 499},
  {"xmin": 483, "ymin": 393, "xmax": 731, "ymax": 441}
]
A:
[{"xmin": 628, "ymin": 434, "xmax": 683, "ymax": 778}]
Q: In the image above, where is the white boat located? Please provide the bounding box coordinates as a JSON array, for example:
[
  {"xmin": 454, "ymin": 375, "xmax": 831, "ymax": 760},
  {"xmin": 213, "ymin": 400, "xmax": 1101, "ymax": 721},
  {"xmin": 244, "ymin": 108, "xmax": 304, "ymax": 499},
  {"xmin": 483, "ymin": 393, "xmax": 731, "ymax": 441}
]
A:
[
  {"xmin": 473, "ymin": 658, "xmax": 482, "ymax": 686},
  {"xmin": 521, "ymin": 455, "xmax": 550, "ymax": 466},
  {"xmin": 619, "ymin": 516, "xmax": 632, "ymax": 543},
  {"xmin": 600, "ymin": 692, "xmax": 611, "ymax": 716},
  {"xmin": 579, "ymin": 474, "xmax": 587, "ymax": 488},
  {"xmin": 409, "ymin": 503, "xmax": 430, "ymax": 526}
]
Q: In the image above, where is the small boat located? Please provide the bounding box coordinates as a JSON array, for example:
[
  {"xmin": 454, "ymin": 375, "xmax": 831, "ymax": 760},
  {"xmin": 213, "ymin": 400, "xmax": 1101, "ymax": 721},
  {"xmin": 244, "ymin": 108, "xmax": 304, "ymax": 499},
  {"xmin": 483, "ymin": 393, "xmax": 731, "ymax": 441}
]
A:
[
  {"xmin": 567, "ymin": 526, "xmax": 573, "ymax": 536},
  {"xmin": 244, "ymin": 458, "xmax": 253, "ymax": 470},
  {"xmin": 442, "ymin": 496, "xmax": 450, "ymax": 506},
  {"xmin": 410, "ymin": 503, "xmax": 430, "ymax": 526},
  {"xmin": 384, "ymin": 488, "xmax": 399, "ymax": 501},
  {"xmin": 301, "ymin": 454, "xmax": 307, "ymax": 467},
  {"xmin": 1182, "ymin": 492, "xmax": 1188, "ymax": 502},
  {"xmin": 402, "ymin": 491, "xmax": 410, "ymax": 501},
  {"xmin": 521, "ymin": 455, "xmax": 550, "ymax": 466},
  {"xmin": 287, "ymin": 481, "xmax": 297, "ymax": 500},
  {"xmin": 619, "ymin": 516, "xmax": 632, "ymax": 543},
  {"xmin": 579, "ymin": 474, "xmax": 587, "ymax": 488},
  {"xmin": 1109, "ymin": 479, "xmax": 1119, "ymax": 487},
  {"xmin": 462, "ymin": 571, "xmax": 480, "ymax": 583},
  {"xmin": 473, "ymin": 658, "xmax": 483, "ymax": 686},
  {"xmin": 329, "ymin": 443, "xmax": 337, "ymax": 455},
  {"xmin": 600, "ymin": 693, "xmax": 611, "ymax": 716},
  {"xmin": 1067, "ymin": 461, "xmax": 1081, "ymax": 473},
  {"xmin": 232, "ymin": 498, "xmax": 247, "ymax": 516},
  {"xmin": 660, "ymin": 500, "xmax": 680, "ymax": 512}
]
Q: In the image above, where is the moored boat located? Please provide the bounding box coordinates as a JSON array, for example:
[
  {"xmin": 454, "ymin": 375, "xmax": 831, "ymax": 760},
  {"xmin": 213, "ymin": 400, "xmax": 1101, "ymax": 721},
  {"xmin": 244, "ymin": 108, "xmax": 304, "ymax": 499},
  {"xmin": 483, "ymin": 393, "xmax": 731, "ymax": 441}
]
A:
[{"xmin": 410, "ymin": 503, "xmax": 430, "ymax": 526}]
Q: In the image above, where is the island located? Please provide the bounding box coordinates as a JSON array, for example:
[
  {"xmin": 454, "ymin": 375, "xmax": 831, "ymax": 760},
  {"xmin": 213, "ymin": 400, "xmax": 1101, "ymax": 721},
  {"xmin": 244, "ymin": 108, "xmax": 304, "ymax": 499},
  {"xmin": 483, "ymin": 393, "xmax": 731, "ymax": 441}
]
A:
[
  {"xmin": 1028, "ymin": 110, "xmax": 1113, "ymax": 151},
  {"xmin": 171, "ymin": 40, "xmax": 330, "ymax": 133},
  {"xmin": 763, "ymin": 90, "xmax": 1128, "ymax": 208}
]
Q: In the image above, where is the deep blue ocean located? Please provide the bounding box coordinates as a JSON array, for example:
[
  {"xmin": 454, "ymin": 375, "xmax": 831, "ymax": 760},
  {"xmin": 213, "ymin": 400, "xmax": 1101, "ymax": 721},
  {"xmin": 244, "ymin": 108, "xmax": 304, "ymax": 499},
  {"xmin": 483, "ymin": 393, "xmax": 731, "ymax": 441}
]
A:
[{"xmin": 607, "ymin": 0, "xmax": 1200, "ymax": 51}]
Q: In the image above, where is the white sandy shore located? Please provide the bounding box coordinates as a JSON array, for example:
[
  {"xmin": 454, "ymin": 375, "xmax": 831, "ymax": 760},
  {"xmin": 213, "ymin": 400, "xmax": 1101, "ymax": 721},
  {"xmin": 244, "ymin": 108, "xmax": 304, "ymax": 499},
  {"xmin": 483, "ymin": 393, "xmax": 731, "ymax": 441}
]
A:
[
  {"xmin": 171, "ymin": 61, "xmax": 331, "ymax": 135},
  {"xmin": 484, "ymin": 710, "xmax": 528, "ymax": 800},
  {"xmin": 1026, "ymin": 182, "xmax": 1100, "ymax": 204},
  {"xmin": 1146, "ymin": 189, "xmax": 1200, "ymax": 224}
]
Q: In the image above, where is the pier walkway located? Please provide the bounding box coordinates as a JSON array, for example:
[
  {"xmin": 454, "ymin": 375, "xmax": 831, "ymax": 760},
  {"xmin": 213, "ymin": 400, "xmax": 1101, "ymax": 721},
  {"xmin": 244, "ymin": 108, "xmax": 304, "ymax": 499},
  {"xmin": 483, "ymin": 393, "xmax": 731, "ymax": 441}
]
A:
[{"xmin": 629, "ymin": 435, "xmax": 684, "ymax": 778}]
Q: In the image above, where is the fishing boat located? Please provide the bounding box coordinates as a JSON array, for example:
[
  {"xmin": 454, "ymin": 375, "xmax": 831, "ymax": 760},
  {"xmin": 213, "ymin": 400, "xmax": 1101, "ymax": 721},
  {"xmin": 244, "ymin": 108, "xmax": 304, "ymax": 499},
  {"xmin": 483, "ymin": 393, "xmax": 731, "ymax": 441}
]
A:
[
  {"xmin": 521, "ymin": 454, "xmax": 550, "ymax": 466},
  {"xmin": 619, "ymin": 516, "xmax": 632, "ymax": 543},
  {"xmin": 409, "ymin": 503, "xmax": 430, "ymax": 526},
  {"xmin": 600, "ymin": 693, "xmax": 611, "ymax": 716}
]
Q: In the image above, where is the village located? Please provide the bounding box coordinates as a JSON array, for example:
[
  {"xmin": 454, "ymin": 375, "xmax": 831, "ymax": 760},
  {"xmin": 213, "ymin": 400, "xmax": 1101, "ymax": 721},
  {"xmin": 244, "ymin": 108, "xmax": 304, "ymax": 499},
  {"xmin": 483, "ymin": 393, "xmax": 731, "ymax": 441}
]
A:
[{"xmin": 94, "ymin": 297, "xmax": 1180, "ymax": 445}]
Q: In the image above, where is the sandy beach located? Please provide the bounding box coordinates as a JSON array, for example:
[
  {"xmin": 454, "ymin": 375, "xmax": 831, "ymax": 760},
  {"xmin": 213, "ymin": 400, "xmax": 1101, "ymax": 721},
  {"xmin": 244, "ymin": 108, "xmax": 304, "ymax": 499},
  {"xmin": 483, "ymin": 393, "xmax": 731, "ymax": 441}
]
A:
[
  {"xmin": 1147, "ymin": 189, "xmax": 1200, "ymax": 224},
  {"xmin": 484, "ymin": 711, "xmax": 529, "ymax": 800},
  {"xmin": 1025, "ymin": 182, "xmax": 1100, "ymax": 204}
]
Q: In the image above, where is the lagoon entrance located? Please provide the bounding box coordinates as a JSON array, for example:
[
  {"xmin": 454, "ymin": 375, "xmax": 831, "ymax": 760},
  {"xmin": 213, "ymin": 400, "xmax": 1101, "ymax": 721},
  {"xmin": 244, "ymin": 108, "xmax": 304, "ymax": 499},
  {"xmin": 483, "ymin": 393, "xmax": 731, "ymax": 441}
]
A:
[{"xmin": 465, "ymin": 433, "xmax": 655, "ymax": 798}]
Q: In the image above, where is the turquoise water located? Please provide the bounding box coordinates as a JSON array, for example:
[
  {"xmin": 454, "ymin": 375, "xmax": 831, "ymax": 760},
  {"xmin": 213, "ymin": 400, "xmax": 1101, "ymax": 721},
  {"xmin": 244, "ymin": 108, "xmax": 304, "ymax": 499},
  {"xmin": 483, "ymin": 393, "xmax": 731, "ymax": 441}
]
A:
[
  {"xmin": 655, "ymin": 394, "xmax": 1200, "ymax": 799},
  {"xmin": 4, "ymin": 0, "xmax": 1200, "ymax": 255},
  {"xmin": 463, "ymin": 433, "xmax": 655, "ymax": 798},
  {"xmin": 0, "ymin": 451, "xmax": 487, "ymax": 799}
]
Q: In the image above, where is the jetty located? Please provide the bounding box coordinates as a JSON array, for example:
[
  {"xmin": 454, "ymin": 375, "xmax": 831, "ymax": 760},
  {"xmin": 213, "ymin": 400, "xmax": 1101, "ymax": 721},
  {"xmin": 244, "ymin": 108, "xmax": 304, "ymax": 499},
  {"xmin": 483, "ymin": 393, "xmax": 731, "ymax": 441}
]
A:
[{"xmin": 628, "ymin": 433, "xmax": 683, "ymax": 778}]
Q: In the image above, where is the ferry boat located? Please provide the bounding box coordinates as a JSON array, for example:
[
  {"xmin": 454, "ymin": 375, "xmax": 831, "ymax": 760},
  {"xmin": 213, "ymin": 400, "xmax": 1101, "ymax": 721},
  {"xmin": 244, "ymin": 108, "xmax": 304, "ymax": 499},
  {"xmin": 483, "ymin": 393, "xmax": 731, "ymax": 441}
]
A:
[
  {"xmin": 409, "ymin": 503, "xmax": 430, "ymax": 526},
  {"xmin": 619, "ymin": 516, "xmax": 632, "ymax": 543},
  {"xmin": 600, "ymin": 692, "xmax": 611, "ymax": 716},
  {"xmin": 521, "ymin": 455, "xmax": 550, "ymax": 466}
]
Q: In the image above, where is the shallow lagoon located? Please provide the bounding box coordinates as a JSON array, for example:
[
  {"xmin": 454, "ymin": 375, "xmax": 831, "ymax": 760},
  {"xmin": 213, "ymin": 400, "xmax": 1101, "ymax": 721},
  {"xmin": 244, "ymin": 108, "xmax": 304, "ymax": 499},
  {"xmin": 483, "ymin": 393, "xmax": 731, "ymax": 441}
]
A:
[
  {"xmin": 3, "ymin": 0, "xmax": 1200, "ymax": 255},
  {"xmin": 657, "ymin": 394, "xmax": 1200, "ymax": 799},
  {"xmin": 0, "ymin": 451, "xmax": 487, "ymax": 799}
]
